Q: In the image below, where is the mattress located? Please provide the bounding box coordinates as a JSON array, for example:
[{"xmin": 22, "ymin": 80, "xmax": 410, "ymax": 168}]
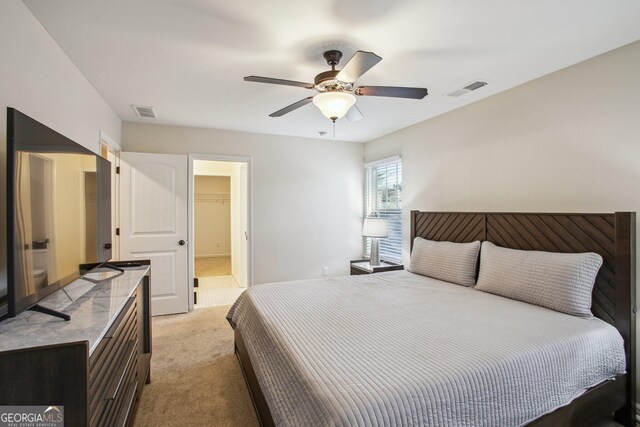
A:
[{"xmin": 226, "ymin": 270, "xmax": 625, "ymax": 427}]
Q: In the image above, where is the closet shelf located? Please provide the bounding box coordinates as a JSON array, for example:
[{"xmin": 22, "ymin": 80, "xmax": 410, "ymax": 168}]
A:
[{"xmin": 194, "ymin": 192, "xmax": 230, "ymax": 204}]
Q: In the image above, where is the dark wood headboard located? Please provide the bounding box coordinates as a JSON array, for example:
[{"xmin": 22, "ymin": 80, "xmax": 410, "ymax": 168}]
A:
[{"xmin": 410, "ymin": 211, "xmax": 636, "ymax": 421}]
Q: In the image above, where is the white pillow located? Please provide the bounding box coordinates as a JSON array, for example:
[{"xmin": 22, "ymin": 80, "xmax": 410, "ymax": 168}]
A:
[
  {"xmin": 475, "ymin": 241, "xmax": 603, "ymax": 318},
  {"xmin": 409, "ymin": 238, "xmax": 481, "ymax": 287}
]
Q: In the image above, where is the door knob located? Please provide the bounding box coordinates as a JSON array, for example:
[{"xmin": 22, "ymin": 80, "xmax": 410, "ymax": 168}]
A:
[{"xmin": 179, "ymin": 240, "xmax": 186, "ymax": 246}]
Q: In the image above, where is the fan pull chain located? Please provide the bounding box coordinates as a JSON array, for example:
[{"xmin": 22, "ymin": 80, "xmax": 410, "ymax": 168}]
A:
[{"xmin": 333, "ymin": 120, "xmax": 336, "ymax": 139}]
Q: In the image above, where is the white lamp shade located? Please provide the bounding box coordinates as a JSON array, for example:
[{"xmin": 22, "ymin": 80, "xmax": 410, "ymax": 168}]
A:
[
  {"xmin": 313, "ymin": 92, "xmax": 356, "ymax": 120},
  {"xmin": 362, "ymin": 217, "xmax": 388, "ymax": 238}
]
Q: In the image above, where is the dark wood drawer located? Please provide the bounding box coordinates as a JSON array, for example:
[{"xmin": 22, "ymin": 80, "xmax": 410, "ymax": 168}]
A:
[
  {"xmin": 0, "ymin": 264, "xmax": 152, "ymax": 427},
  {"xmin": 89, "ymin": 297, "xmax": 138, "ymax": 427},
  {"xmin": 97, "ymin": 342, "xmax": 138, "ymax": 427}
]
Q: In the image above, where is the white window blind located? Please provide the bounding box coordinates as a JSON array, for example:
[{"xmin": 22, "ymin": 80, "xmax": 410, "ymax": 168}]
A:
[{"xmin": 364, "ymin": 158, "xmax": 402, "ymax": 263}]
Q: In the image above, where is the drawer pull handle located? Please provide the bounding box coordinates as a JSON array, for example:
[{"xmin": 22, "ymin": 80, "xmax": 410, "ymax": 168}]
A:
[
  {"xmin": 115, "ymin": 380, "xmax": 139, "ymax": 427},
  {"xmin": 106, "ymin": 341, "xmax": 137, "ymax": 401},
  {"xmin": 103, "ymin": 298, "xmax": 135, "ymax": 339}
]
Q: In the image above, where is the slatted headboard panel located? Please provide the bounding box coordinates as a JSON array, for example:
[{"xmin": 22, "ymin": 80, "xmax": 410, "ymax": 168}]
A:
[
  {"xmin": 411, "ymin": 213, "xmax": 485, "ymax": 244},
  {"xmin": 410, "ymin": 211, "xmax": 636, "ymax": 419},
  {"xmin": 487, "ymin": 214, "xmax": 618, "ymax": 323},
  {"xmin": 410, "ymin": 211, "xmax": 634, "ymax": 325}
]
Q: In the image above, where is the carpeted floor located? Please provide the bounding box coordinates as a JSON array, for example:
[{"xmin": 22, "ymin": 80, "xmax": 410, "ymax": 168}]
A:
[
  {"xmin": 134, "ymin": 306, "xmax": 258, "ymax": 427},
  {"xmin": 195, "ymin": 256, "xmax": 232, "ymax": 277}
]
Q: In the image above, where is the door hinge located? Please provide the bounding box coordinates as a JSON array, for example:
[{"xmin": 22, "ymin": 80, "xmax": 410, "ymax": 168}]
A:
[
  {"xmin": 116, "ymin": 166, "xmax": 120, "ymax": 174},
  {"xmin": 633, "ymin": 305, "xmax": 637, "ymax": 314},
  {"xmin": 115, "ymin": 227, "xmax": 120, "ymax": 236}
]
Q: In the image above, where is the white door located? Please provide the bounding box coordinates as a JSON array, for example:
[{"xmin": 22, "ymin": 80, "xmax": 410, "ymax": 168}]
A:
[
  {"xmin": 120, "ymin": 152, "xmax": 189, "ymax": 316},
  {"xmin": 239, "ymin": 163, "xmax": 248, "ymax": 287},
  {"xmin": 106, "ymin": 149, "xmax": 120, "ymax": 260}
]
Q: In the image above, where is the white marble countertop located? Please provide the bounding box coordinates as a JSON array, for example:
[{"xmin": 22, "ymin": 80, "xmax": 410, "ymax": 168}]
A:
[{"xmin": 0, "ymin": 265, "xmax": 149, "ymax": 355}]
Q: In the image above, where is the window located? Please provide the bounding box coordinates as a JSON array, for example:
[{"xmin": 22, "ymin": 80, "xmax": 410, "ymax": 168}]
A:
[{"xmin": 364, "ymin": 157, "xmax": 402, "ymax": 263}]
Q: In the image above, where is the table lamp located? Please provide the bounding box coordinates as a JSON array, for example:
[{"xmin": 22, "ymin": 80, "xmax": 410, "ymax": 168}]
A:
[{"xmin": 362, "ymin": 217, "xmax": 388, "ymax": 266}]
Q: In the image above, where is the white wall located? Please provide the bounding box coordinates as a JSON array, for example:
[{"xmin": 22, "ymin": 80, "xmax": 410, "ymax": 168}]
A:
[
  {"xmin": 122, "ymin": 123, "xmax": 363, "ymax": 285},
  {"xmin": 194, "ymin": 176, "xmax": 231, "ymax": 257},
  {"xmin": 194, "ymin": 161, "xmax": 236, "ymax": 176},
  {"xmin": 364, "ymin": 40, "xmax": 640, "ymax": 393},
  {"xmin": 365, "ymin": 40, "xmax": 640, "ymax": 263},
  {"xmin": 0, "ymin": 2, "xmax": 121, "ymax": 300}
]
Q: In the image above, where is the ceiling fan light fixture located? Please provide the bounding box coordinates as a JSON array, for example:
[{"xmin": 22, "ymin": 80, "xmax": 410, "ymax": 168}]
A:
[
  {"xmin": 245, "ymin": 49, "xmax": 427, "ymax": 121},
  {"xmin": 313, "ymin": 91, "xmax": 356, "ymax": 121}
]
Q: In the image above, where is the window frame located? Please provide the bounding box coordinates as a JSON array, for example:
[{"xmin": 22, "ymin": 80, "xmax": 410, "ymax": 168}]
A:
[{"xmin": 363, "ymin": 156, "xmax": 402, "ymax": 263}]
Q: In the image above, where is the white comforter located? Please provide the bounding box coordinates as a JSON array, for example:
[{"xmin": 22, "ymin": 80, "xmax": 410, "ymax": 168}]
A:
[{"xmin": 227, "ymin": 271, "xmax": 625, "ymax": 427}]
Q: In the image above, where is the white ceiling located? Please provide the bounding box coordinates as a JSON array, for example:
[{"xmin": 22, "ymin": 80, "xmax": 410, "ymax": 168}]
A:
[{"xmin": 24, "ymin": 0, "xmax": 640, "ymax": 142}]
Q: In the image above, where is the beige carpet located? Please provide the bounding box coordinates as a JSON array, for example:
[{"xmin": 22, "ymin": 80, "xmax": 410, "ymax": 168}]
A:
[
  {"xmin": 195, "ymin": 256, "xmax": 231, "ymax": 277},
  {"xmin": 134, "ymin": 306, "xmax": 259, "ymax": 427}
]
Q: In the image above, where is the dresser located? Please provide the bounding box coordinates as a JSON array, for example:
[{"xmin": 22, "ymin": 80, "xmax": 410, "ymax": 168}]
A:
[{"xmin": 0, "ymin": 262, "xmax": 152, "ymax": 427}]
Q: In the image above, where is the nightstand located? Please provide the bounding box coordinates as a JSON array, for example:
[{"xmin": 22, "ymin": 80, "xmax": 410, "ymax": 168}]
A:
[{"xmin": 350, "ymin": 259, "xmax": 404, "ymax": 275}]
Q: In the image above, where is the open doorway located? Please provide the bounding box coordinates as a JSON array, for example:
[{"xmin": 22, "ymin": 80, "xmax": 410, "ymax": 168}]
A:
[
  {"xmin": 189, "ymin": 157, "xmax": 250, "ymax": 309},
  {"xmin": 83, "ymin": 171, "xmax": 97, "ymax": 263},
  {"xmin": 100, "ymin": 132, "xmax": 120, "ymax": 261},
  {"xmin": 194, "ymin": 175, "xmax": 231, "ymax": 277}
]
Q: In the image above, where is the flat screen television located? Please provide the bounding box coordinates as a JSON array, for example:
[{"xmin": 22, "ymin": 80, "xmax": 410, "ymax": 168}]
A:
[{"xmin": 1, "ymin": 108, "xmax": 112, "ymax": 320}]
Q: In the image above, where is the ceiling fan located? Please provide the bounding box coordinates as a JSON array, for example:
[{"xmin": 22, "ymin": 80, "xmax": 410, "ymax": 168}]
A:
[{"xmin": 244, "ymin": 50, "xmax": 428, "ymax": 122}]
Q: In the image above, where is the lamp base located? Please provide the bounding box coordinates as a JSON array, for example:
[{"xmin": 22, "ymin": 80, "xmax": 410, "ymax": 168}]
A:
[{"xmin": 370, "ymin": 238, "xmax": 380, "ymax": 266}]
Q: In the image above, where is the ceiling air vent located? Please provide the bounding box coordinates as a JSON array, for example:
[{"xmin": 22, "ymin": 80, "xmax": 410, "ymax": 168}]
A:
[
  {"xmin": 132, "ymin": 105, "xmax": 157, "ymax": 118},
  {"xmin": 446, "ymin": 81, "xmax": 488, "ymax": 97}
]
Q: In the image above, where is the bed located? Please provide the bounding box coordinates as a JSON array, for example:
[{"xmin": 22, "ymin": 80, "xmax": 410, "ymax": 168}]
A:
[{"xmin": 228, "ymin": 212, "xmax": 636, "ymax": 426}]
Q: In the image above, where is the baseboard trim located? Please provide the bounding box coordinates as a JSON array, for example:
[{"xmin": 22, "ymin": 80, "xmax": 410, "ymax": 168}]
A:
[
  {"xmin": 232, "ymin": 274, "xmax": 247, "ymax": 288},
  {"xmin": 195, "ymin": 253, "xmax": 230, "ymax": 259}
]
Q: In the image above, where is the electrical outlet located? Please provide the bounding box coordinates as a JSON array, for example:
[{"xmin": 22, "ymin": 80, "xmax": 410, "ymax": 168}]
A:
[{"xmin": 322, "ymin": 267, "xmax": 328, "ymax": 276}]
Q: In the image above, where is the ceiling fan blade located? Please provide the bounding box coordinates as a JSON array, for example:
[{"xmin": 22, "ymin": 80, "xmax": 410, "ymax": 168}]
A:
[
  {"xmin": 336, "ymin": 51, "xmax": 382, "ymax": 83},
  {"xmin": 355, "ymin": 86, "xmax": 428, "ymax": 99},
  {"xmin": 346, "ymin": 105, "xmax": 364, "ymax": 122},
  {"xmin": 244, "ymin": 76, "xmax": 314, "ymax": 89},
  {"xmin": 269, "ymin": 96, "xmax": 314, "ymax": 117}
]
